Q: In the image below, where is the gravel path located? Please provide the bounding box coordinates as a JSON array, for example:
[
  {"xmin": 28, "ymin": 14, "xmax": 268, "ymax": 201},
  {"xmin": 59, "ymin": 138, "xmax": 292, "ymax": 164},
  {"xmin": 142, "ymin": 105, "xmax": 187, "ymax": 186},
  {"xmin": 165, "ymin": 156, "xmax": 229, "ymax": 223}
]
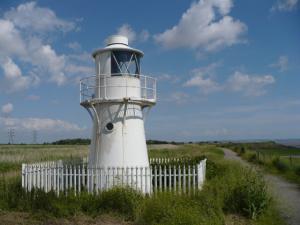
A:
[{"xmin": 221, "ymin": 148, "xmax": 300, "ymax": 225}]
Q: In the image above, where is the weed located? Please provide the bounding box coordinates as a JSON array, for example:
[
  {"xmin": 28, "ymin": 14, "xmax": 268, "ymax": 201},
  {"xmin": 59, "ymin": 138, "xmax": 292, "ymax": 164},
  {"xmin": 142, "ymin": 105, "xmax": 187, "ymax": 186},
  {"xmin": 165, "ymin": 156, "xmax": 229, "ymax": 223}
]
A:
[{"xmin": 272, "ymin": 157, "xmax": 288, "ymax": 172}]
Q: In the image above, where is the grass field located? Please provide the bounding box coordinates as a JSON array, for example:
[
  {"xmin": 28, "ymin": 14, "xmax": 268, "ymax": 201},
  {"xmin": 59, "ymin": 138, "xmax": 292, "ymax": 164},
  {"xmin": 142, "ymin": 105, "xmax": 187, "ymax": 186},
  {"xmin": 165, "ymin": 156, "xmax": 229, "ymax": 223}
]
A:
[
  {"xmin": 220, "ymin": 141, "xmax": 300, "ymax": 186},
  {"xmin": 0, "ymin": 144, "xmax": 88, "ymax": 174},
  {"xmin": 0, "ymin": 144, "xmax": 285, "ymax": 225}
]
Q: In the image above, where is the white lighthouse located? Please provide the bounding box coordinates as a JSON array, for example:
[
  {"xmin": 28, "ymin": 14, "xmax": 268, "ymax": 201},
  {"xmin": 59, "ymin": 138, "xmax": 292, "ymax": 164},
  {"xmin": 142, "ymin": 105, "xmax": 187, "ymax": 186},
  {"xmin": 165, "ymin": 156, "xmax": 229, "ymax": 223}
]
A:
[{"xmin": 80, "ymin": 35, "xmax": 156, "ymax": 172}]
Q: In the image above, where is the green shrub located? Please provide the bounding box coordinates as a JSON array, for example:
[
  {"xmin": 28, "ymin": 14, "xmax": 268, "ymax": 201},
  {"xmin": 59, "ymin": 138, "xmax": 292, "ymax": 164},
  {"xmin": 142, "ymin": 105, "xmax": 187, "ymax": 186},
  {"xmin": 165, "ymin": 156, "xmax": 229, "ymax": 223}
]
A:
[
  {"xmin": 137, "ymin": 192, "xmax": 224, "ymax": 225},
  {"xmin": 96, "ymin": 187, "xmax": 143, "ymax": 220},
  {"xmin": 203, "ymin": 162, "xmax": 270, "ymax": 219},
  {"xmin": 247, "ymin": 152, "xmax": 258, "ymax": 163},
  {"xmin": 226, "ymin": 170, "xmax": 270, "ymax": 219},
  {"xmin": 239, "ymin": 147, "xmax": 246, "ymax": 155},
  {"xmin": 272, "ymin": 157, "xmax": 288, "ymax": 172},
  {"xmin": 294, "ymin": 166, "xmax": 300, "ymax": 176},
  {"xmin": 205, "ymin": 160, "xmax": 226, "ymax": 180}
]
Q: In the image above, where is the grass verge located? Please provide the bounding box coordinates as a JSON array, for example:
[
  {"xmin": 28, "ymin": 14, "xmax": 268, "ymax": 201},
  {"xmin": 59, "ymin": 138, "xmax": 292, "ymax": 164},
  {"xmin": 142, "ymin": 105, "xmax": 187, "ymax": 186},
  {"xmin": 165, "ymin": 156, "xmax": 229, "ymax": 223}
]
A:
[{"xmin": 0, "ymin": 156, "xmax": 285, "ymax": 225}]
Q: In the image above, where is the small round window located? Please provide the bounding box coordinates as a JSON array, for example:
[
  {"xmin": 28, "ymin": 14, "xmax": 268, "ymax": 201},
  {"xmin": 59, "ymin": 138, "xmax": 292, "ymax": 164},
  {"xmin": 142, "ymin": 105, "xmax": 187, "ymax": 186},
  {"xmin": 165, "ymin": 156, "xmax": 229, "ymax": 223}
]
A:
[{"xmin": 105, "ymin": 122, "xmax": 114, "ymax": 131}]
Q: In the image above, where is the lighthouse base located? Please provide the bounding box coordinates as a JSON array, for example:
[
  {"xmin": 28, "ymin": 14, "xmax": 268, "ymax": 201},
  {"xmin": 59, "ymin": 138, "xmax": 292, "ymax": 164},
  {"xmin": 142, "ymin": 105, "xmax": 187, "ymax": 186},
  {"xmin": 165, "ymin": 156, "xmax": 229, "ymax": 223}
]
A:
[{"xmin": 88, "ymin": 102, "xmax": 149, "ymax": 169}]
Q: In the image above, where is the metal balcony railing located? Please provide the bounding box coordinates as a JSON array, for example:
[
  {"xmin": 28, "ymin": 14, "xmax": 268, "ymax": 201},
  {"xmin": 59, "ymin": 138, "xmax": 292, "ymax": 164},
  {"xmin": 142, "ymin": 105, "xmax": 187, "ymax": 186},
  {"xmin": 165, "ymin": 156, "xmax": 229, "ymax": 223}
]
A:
[{"xmin": 80, "ymin": 74, "xmax": 156, "ymax": 106}]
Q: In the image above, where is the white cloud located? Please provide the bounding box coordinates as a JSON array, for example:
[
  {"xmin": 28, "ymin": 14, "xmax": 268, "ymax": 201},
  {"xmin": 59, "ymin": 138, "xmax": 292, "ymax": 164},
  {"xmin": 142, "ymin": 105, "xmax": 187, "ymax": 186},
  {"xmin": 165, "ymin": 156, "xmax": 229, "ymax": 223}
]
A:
[
  {"xmin": 183, "ymin": 62, "xmax": 221, "ymax": 94},
  {"xmin": 154, "ymin": 0, "xmax": 247, "ymax": 53},
  {"xmin": 157, "ymin": 73, "xmax": 181, "ymax": 83},
  {"xmin": 27, "ymin": 42, "xmax": 67, "ymax": 85},
  {"xmin": 0, "ymin": 116, "xmax": 84, "ymax": 132},
  {"xmin": 183, "ymin": 63, "xmax": 275, "ymax": 97},
  {"xmin": 0, "ymin": 19, "xmax": 26, "ymax": 57},
  {"xmin": 168, "ymin": 92, "xmax": 190, "ymax": 104},
  {"xmin": 2, "ymin": 57, "xmax": 22, "ymax": 78},
  {"xmin": 0, "ymin": 57, "xmax": 38, "ymax": 92},
  {"xmin": 67, "ymin": 42, "xmax": 81, "ymax": 51},
  {"xmin": 270, "ymin": 55, "xmax": 289, "ymax": 72},
  {"xmin": 0, "ymin": 2, "xmax": 90, "ymax": 91},
  {"xmin": 140, "ymin": 30, "xmax": 150, "ymax": 42},
  {"xmin": 26, "ymin": 95, "xmax": 40, "ymax": 101},
  {"xmin": 117, "ymin": 24, "xmax": 136, "ymax": 42},
  {"xmin": 271, "ymin": 0, "xmax": 298, "ymax": 12},
  {"xmin": 65, "ymin": 64, "xmax": 94, "ymax": 75},
  {"xmin": 202, "ymin": 128, "xmax": 229, "ymax": 136},
  {"xmin": 227, "ymin": 71, "xmax": 275, "ymax": 96},
  {"xmin": 1, "ymin": 103, "xmax": 13, "ymax": 114},
  {"xmin": 117, "ymin": 24, "xmax": 149, "ymax": 43},
  {"xmin": 184, "ymin": 75, "xmax": 220, "ymax": 94},
  {"xmin": 4, "ymin": 1, "xmax": 75, "ymax": 33}
]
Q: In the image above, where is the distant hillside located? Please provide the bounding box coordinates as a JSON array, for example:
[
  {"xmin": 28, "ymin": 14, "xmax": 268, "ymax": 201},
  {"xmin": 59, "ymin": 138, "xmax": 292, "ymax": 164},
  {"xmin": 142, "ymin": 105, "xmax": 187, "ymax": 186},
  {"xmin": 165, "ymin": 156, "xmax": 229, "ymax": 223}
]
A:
[
  {"xmin": 50, "ymin": 139, "xmax": 185, "ymax": 145},
  {"xmin": 51, "ymin": 138, "xmax": 91, "ymax": 145},
  {"xmin": 275, "ymin": 139, "xmax": 300, "ymax": 148},
  {"xmin": 146, "ymin": 140, "xmax": 184, "ymax": 145}
]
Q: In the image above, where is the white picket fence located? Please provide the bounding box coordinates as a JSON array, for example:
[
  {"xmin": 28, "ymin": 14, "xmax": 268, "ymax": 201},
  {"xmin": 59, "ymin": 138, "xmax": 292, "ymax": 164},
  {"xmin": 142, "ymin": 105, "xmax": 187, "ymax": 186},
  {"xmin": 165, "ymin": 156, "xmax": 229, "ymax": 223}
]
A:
[{"xmin": 22, "ymin": 158, "xmax": 207, "ymax": 195}]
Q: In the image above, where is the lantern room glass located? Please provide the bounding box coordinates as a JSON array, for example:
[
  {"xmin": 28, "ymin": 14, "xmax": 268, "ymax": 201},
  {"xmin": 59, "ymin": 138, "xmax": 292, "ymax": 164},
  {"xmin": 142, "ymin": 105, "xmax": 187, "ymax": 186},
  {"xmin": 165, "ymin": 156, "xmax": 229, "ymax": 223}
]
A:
[{"xmin": 111, "ymin": 51, "xmax": 141, "ymax": 76}]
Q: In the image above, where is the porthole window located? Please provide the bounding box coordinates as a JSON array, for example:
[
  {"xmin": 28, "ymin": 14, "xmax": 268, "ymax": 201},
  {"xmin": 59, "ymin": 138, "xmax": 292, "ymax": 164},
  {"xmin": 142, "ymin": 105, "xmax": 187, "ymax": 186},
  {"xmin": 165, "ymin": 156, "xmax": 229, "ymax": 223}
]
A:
[{"xmin": 105, "ymin": 122, "xmax": 114, "ymax": 131}]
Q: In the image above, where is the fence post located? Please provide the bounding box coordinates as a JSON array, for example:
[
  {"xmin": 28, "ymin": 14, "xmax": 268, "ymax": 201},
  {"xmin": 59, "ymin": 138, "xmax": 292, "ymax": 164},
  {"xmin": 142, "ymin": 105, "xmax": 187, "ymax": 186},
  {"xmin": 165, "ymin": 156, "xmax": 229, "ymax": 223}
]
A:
[
  {"xmin": 178, "ymin": 165, "xmax": 181, "ymax": 194},
  {"xmin": 28, "ymin": 165, "xmax": 32, "ymax": 191},
  {"xmin": 131, "ymin": 167, "xmax": 134, "ymax": 189},
  {"xmin": 154, "ymin": 165, "xmax": 157, "ymax": 193},
  {"xmin": 168, "ymin": 165, "xmax": 171, "ymax": 192},
  {"xmin": 159, "ymin": 165, "xmax": 162, "ymax": 192},
  {"xmin": 197, "ymin": 161, "xmax": 204, "ymax": 190},
  {"xmin": 193, "ymin": 165, "xmax": 196, "ymax": 195},
  {"xmin": 174, "ymin": 165, "xmax": 176, "ymax": 193},
  {"xmin": 21, "ymin": 164, "xmax": 25, "ymax": 189},
  {"xmin": 188, "ymin": 165, "xmax": 191, "ymax": 195},
  {"xmin": 140, "ymin": 167, "xmax": 143, "ymax": 192},
  {"xmin": 183, "ymin": 164, "xmax": 186, "ymax": 194},
  {"xmin": 135, "ymin": 167, "xmax": 138, "ymax": 191},
  {"xmin": 145, "ymin": 167, "xmax": 148, "ymax": 194}
]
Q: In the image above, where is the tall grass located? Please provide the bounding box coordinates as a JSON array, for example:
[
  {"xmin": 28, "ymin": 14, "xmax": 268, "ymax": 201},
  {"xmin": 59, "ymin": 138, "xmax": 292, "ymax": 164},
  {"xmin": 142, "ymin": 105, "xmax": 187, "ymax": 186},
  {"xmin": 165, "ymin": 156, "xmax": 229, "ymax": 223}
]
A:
[
  {"xmin": 0, "ymin": 159, "xmax": 277, "ymax": 224},
  {"xmin": 0, "ymin": 145, "xmax": 88, "ymax": 175},
  {"xmin": 229, "ymin": 145, "xmax": 300, "ymax": 185}
]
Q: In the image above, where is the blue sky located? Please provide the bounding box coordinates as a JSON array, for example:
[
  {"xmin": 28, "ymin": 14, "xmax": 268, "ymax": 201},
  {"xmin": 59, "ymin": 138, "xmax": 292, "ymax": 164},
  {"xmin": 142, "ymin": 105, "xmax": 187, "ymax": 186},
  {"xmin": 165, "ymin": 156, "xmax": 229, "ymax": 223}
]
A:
[{"xmin": 0, "ymin": 0, "xmax": 299, "ymax": 143}]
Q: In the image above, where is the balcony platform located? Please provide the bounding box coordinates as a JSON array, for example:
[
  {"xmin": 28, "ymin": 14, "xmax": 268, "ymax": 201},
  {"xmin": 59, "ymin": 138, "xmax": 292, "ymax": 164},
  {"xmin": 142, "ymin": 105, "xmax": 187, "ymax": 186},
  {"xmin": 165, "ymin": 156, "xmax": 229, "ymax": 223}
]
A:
[{"xmin": 80, "ymin": 74, "xmax": 156, "ymax": 108}]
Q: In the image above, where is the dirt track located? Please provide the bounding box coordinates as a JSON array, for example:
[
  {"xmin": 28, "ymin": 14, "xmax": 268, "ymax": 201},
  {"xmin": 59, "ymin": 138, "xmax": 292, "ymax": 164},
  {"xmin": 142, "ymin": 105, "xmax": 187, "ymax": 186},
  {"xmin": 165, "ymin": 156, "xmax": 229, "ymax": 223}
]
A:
[{"xmin": 222, "ymin": 148, "xmax": 300, "ymax": 225}]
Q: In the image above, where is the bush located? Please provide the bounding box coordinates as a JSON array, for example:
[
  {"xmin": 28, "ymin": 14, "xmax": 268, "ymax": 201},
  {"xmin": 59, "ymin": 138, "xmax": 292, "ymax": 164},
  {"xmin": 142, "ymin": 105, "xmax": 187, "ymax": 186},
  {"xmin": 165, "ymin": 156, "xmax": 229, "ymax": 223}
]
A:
[
  {"xmin": 225, "ymin": 169, "xmax": 270, "ymax": 219},
  {"xmin": 272, "ymin": 157, "xmax": 288, "ymax": 172},
  {"xmin": 137, "ymin": 192, "xmax": 224, "ymax": 225},
  {"xmin": 239, "ymin": 147, "xmax": 246, "ymax": 155},
  {"xmin": 96, "ymin": 187, "xmax": 143, "ymax": 220},
  {"xmin": 204, "ymin": 162, "xmax": 270, "ymax": 219},
  {"xmin": 206, "ymin": 160, "xmax": 226, "ymax": 180},
  {"xmin": 294, "ymin": 166, "xmax": 300, "ymax": 176},
  {"xmin": 247, "ymin": 152, "xmax": 258, "ymax": 163}
]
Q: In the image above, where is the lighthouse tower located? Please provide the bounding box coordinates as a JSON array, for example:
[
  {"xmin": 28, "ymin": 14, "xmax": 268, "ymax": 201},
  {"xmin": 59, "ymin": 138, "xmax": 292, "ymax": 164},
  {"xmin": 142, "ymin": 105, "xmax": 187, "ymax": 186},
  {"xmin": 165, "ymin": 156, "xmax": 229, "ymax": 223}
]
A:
[{"xmin": 80, "ymin": 35, "xmax": 156, "ymax": 170}]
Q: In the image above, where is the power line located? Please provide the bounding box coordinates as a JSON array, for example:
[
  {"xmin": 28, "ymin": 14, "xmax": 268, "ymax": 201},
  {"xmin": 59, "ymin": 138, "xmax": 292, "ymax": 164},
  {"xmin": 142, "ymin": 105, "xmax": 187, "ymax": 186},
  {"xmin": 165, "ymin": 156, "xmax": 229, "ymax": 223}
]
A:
[
  {"xmin": 33, "ymin": 130, "xmax": 37, "ymax": 144},
  {"xmin": 8, "ymin": 128, "xmax": 15, "ymax": 144}
]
